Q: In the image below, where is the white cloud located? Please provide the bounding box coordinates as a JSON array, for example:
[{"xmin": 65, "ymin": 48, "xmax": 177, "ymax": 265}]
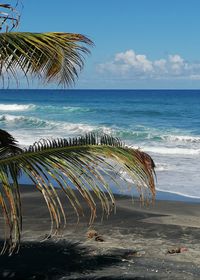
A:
[
  {"xmin": 168, "ymin": 54, "xmax": 184, "ymax": 64},
  {"xmin": 168, "ymin": 54, "xmax": 185, "ymax": 74},
  {"xmin": 154, "ymin": 59, "xmax": 166, "ymax": 68},
  {"xmin": 97, "ymin": 50, "xmax": 200, "ymax": 80},
  {"xmin": 115, "ymin": 50, "xmax": 153, "ymax": 72}
]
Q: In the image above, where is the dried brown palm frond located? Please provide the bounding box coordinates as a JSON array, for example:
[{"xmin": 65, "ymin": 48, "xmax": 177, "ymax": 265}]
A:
[{"xmin": 0, "ymin": 132, "xmax": 156, "ymax": 255}]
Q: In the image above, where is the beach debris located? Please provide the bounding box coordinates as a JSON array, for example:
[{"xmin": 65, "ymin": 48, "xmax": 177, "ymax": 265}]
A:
[
  {"xmin": 130, "ymin": 250, "xmax": 145, "ymax": 257},
  {"xmin": 87, "ymin": 229, "xmax": 98, "ymax": 239},
  {"xmin": 122, "ymin": 250, "xmax": 146, "ymax": 259},
  {"xmin": 167, "ymin": 247, "xmax": 188, "ymax": 254},
  {"xmin": 87, "ymin": 229, "xmax": 105, "ymax": 242},
  {"xmin": 95, "ymin": 235, "xmax": 104, "ymax": 242}
]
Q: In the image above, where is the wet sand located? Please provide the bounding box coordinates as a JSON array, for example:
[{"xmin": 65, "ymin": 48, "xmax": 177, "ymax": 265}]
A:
[{"xmin": 1, "ymin": 185, "xmax": 200, "ymax": 279}]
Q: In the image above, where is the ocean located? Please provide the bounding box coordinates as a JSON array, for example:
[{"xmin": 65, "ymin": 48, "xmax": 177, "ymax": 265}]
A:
[{"xmin": 0, "ymin": 89, "xmax": 199, "ymax": 199}]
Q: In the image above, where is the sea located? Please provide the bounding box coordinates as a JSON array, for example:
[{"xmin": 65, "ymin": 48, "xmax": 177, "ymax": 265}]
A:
[{"xmin": 0, "ymin": 89, "xmax": 199, "ymax": 200}]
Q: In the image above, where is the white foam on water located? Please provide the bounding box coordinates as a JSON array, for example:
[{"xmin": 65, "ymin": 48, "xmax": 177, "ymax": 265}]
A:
[
  {"xmin": 63, "ymin": 106, "xmax": 91, "ymax": 113},
  {"xmin": 0, "ymin": 104, "xmax": 35, "ymax": 111},
  {"xmin": 155, "ymin": 163, "xmax": 172, "ymax": 172},
  {"xmin": 162, "ymin": 134, "xmax": 200, "ymax": 143},
  {"xmin": 3, "ymin": 116, "xmax": 113, "ymax": 146},
  {"xmin": 0, "ymin": 114, "xmax": 22, "ymax": 121},
  {"xmin": 143, "ymin": 146, "xmax": 200, "ymax": 155},
  {"xmin": 0, "ymin": 114, "xmax": 112, "ymax": 132},
  {"xmin": 0, "ymin": 103, "xmax": 92, "ymax": 114},
  {"xmin": 0, "ymin": 114, "xmax": 48, "ymax": 128},
  {"xmin": 116, "ymin": 166, "xmax": 200, "ymax": 200}
]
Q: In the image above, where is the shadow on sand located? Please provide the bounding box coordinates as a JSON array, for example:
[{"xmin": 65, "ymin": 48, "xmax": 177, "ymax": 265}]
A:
[
  {"xmin": 0, "ymin": 240, "xmax": 131, "ymax": 280},
  {"xmin": 72, "ymin": 277, "xmax": 156, "ymax": 280}
]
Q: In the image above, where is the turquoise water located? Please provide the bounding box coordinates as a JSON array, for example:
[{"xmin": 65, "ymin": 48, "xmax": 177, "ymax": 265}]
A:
[{"xmin": 0, "ymin": 89, "xmax": 199, "ymax": 198}]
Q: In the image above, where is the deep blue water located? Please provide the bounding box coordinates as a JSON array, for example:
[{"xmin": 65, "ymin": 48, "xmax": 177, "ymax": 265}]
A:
[{"xmin": 0, "ymin": 89, "xmax": 199, "ymax": 198}]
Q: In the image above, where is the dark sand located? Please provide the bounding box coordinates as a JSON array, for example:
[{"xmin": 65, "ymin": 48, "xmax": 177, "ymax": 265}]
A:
[{"xmin": 1, "ymin": 185, "xmax": 200, "ymax": 279}]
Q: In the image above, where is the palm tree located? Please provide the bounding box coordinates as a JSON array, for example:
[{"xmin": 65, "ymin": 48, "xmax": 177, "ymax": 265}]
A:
[{"xmin": 0, "ymin": 2, "xmax": 156, "ymax": 255}]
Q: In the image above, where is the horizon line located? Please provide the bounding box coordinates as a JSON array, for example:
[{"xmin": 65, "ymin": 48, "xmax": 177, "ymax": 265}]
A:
[{"xmin": 1, "ymin": 88, "xmax": 200, "ymax": 91}]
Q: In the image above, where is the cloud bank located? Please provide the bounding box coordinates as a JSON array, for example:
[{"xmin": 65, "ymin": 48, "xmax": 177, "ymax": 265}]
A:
[{"xmin": 97, "ymin": 50, "xmax": 200, "ymax": 80}]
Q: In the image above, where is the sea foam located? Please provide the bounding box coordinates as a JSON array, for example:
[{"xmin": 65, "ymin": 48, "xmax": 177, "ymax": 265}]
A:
[
  {"xmin": 0, "ymin": 104, "xmax": 35, "ymax": 111},
  {"xmin": 162, "ymin": 135, "xmax": 200, "ymax": 143},
  {"xmin": 143, "ymin": 146, "xmax": 200, "ymax": 155}
]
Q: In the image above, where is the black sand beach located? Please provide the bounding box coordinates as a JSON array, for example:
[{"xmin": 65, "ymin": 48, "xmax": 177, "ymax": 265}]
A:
[{"xmin": 1, "ymin": 185, "xmax": 200, "ymax": 279}]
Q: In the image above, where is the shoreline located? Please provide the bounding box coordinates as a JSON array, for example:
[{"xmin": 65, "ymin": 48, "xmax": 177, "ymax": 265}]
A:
[
  {"xmin": 155, "ymin": 189, "xmax": 200, "ymax": 203},
  {"xmin": 18, "ymin": 183, "xmax": 200, "ymax": 203}
]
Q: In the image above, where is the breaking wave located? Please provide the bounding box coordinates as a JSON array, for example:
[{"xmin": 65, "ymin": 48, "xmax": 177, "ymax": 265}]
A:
[
  {"xmin": 143, "ymin": 146, "xmax": 200, "ymax": 155},
  {"xmin": 0, "ymin": 104, "xmax": 36, "ymax": 111},
  {"xmin": 0, "ymin": 103, "xmax": 92, "ymax": 113}
]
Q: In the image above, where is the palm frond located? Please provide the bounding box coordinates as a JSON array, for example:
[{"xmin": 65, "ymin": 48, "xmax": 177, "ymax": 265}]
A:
[
  {"xmin": 0, "ymin": 1, "xmax": 21, "ymax": 32},
  {"xmin": 0, "ymin": 133, "xmax": 156, "ymax": 255},
  {"xmin": 0, "ymin": 129, "xmax": 22, "ymax": 157},
  {"xmin": 0, "ymin": 32, "xmax": 93, "ymax": 87}
]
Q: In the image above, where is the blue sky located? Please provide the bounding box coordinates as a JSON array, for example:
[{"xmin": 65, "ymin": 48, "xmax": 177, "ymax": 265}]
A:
[{"xmin": 18, "ymin": 0, "xmax": 200, "ymax": 89}]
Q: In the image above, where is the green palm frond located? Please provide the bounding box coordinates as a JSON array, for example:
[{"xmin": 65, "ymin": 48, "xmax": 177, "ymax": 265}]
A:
[
  {"xmin": 0, "ymin": 32, "xmax": 93, "ymax": 87},
  {"xmin": 0, "ymin": 133, "xmax": 156, "ymax": 255}
]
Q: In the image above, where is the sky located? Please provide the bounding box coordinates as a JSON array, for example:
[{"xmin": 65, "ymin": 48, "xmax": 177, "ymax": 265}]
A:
[{"xmin": 16, "ymin": 0, "xmax": 200, "ymax": 89}]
